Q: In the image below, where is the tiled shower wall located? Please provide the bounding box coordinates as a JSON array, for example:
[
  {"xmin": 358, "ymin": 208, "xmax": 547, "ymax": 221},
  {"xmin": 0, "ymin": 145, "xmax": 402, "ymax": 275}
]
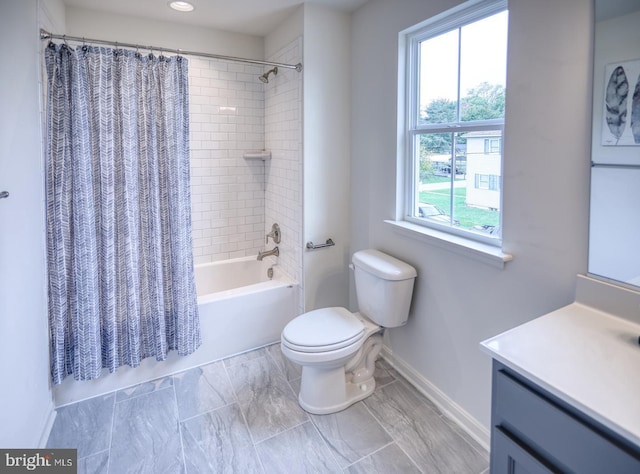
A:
[
  {"xmin": 187, "ymin": 38, "xmax": 303, "ymax": 304},
  {"xmin": 265, "ymin": 39, "xmax": 304, "ymax": 311},
  {"xmin": 188, "ymin": 59, "xmax": 267, "ymax": 265}
]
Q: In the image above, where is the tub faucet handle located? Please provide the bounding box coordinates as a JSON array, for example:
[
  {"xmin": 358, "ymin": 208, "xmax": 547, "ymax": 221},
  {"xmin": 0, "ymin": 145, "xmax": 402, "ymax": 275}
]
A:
[{"xmin": 266, "ymin": 223, "xmax": 281, "ymax": 244}]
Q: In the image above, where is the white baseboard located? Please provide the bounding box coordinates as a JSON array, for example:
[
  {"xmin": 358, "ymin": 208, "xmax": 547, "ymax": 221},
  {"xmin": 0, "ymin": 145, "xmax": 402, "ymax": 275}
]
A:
[
  {"xmin": 37, "ymin": 400, "xmax": 57, "ymax": 448},
  {"xmin": 380, "ymin": 346, "xmax": 490, "ymax": 452}
]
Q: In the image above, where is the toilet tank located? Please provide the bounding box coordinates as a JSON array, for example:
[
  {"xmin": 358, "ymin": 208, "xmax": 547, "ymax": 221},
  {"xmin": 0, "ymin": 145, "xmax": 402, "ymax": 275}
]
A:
[{"xmin": 352, "ymin": 249, "xmax": 417, "ymax": 327}]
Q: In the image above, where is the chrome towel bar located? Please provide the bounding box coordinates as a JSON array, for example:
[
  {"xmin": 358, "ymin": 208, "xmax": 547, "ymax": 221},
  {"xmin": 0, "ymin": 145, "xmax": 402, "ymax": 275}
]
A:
[{"xmin": 306, "ymin": 238, "xmax": 335, "ymax": 250}]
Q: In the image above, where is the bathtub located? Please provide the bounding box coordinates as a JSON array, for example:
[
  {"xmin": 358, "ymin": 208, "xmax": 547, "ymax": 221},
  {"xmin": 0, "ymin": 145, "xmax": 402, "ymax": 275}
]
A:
[
  {"xmin": 193, "ymin": 257, "xmax": 299, "ymax": 361},
  {"xmin": 53, "ymin": 256, "xmax": 299, "ymax": 406}
]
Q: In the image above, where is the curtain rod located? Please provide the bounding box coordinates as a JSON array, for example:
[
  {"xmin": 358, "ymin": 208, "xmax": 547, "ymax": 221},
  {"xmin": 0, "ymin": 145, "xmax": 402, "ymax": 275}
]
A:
[{"xmin": 39, "ymin": 29, "xmax": 303, "ymax": 72}]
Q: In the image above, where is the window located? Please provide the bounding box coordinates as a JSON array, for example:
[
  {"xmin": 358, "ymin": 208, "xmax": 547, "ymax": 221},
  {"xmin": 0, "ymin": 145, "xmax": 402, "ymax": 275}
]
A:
[
  {"xmin": 484, "ymin": 138, "xmax": 501, "ymax": 154},
  {"xmin": 403, "ymin": 1, "xmax": 508, "ymax": 244},
  {"xmin": 474, "ymin": 174, "xmax": 500, "ymax": 191}
]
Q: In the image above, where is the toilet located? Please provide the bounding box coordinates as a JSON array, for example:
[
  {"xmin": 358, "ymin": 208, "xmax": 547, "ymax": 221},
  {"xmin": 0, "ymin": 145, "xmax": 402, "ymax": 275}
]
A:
[{"xmin": 281, "ymin": 249, "xmax": 417, "ymax": 415}]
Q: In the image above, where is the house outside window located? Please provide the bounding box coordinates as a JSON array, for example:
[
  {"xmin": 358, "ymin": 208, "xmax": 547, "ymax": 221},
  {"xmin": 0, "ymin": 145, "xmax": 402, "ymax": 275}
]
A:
[{"xmin": 403, "ymin": 0, "xmax": 508, "ymax": 243}]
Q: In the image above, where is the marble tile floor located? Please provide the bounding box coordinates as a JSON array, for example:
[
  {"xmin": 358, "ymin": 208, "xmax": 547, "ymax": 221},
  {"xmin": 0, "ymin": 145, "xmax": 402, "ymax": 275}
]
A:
[{"xmin": 47, "ymin": 344, "xmax": 489, "ymax": 473}]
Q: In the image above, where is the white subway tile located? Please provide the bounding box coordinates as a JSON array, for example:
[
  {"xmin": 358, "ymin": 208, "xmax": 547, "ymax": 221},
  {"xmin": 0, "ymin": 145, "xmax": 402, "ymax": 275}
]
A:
[{"xmin": 189, "ymin": 40, "xmax": 301, "ymax": 265}]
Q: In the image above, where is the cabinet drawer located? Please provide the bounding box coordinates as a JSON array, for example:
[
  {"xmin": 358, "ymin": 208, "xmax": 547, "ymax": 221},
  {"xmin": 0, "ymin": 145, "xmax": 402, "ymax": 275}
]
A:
[
  {"xmin": 491, "ymin": 426, "xmax": 556, "ymax": 474},
  {"xmin": 494, "ymin": 368, "xmax": 640, "ymax": 473}
]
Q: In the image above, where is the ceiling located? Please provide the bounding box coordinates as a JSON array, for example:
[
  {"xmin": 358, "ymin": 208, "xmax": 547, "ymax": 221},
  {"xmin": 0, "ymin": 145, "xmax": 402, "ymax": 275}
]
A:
[{"xmin": 62, "ymin": 0, "xmax": 370, "ymax": 37}]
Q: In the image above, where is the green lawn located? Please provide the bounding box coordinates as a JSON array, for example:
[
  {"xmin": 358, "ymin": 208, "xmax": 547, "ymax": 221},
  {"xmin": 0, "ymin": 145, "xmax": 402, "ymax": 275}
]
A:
[
  {"xmin": 419, "ymin": 186, "xmax": 499, "ymax": 229},
  {"xmin": 422, "ymin": 175, "xmax": 465, "ymax": 184}
]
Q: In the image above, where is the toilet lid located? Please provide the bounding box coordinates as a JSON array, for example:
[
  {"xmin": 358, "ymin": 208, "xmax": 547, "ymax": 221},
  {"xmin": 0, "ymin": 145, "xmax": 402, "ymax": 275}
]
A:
[{"xmin": 282, "ymin": 307, "xmax": 365, "ymax": 353}]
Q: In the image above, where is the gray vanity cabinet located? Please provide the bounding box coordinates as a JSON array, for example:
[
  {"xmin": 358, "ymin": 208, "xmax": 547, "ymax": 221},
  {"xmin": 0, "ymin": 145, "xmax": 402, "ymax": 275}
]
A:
[{"xmin": 490, "ymin": 361, "xmax": 640, "ymax": 474}]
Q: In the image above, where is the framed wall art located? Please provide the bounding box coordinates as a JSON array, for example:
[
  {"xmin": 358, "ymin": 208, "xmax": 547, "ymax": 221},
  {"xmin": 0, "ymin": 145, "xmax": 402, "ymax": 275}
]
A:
[{"xmin": 602, "ymin": 58, "xmax": 640, "ymax": 146}]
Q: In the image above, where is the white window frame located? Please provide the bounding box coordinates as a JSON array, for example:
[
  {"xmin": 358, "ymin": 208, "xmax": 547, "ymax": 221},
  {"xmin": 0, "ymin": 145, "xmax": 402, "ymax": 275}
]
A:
[
  {"xmin": 484, "ymin": 138, "xmax": 501, "ymax": 154},
  {"xmin": 475, "ymin": 174, "xmax": 500, "ymax": 191},
  {"xmin": 400, "ymin": 0, "xmax": 508, "ymax": 250}
]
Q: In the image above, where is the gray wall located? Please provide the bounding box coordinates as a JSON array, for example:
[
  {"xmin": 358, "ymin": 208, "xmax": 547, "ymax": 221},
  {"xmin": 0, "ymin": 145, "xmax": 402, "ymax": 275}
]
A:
[
  {"xmin": 0, "ymin": 0, "xmax": 60, "ymax": 447},
  {"xmin": 302, "ymin": 4, "xmax": 353, "ymax": 311},
  {"xmin": 351, "ymin": 0, "xmax": 592, "ymax": 433}
]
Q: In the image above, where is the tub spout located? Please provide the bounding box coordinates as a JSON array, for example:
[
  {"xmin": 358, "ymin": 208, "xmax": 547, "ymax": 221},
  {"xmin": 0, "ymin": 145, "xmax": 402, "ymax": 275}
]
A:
[{"xmin": 257, "ymin": 246, "xmax": 279, "ymax": 261}]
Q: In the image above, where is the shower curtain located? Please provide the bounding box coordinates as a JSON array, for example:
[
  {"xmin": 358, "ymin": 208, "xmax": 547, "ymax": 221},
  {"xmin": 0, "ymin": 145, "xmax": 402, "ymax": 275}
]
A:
[{"xmin": 45, "ymin": 42, "xmax": 200, "ymax": 384}]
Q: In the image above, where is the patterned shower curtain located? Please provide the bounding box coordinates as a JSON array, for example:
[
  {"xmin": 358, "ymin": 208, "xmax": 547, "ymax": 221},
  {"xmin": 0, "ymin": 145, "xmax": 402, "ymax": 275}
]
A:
[{"xmin": 45, "ymin": 42, "xmax": 201, "ymax": 384}]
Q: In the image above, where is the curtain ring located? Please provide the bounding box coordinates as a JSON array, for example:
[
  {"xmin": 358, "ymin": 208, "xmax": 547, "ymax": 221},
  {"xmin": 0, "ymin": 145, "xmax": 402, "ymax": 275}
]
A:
[
  {"xmin": 62, "ymin": 34, "xmax": 69, "ymax": 47},
  {"xmin": 81, "ymin": 37, "xmax": 88, "ymax": 52}
]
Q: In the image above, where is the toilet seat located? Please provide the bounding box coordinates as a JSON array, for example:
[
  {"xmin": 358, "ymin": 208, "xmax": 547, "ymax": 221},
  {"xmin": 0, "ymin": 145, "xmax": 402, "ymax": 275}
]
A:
[{"xmin": 281, "ymin": 307, "xmax": 365, "ymax": 353}]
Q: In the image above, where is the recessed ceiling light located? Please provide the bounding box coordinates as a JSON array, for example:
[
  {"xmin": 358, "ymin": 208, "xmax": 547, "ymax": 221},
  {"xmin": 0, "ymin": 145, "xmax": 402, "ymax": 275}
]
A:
[{"xmin": 168, "ymin": 1, "xmax": 195, "ymax": 12}]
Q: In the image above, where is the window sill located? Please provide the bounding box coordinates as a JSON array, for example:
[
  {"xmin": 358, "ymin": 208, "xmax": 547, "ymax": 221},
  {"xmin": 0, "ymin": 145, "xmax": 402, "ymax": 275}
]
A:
[{"xmin": 384, "ymin": 220, "xmax": 513, "ymax": 269}]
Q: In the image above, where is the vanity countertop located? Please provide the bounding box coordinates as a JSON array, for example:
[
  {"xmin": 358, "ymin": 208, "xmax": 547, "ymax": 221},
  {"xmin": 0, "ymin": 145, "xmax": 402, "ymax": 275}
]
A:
[{"xmin": 480, "ymin": 301, "xmax": 640, "ymax": 448}]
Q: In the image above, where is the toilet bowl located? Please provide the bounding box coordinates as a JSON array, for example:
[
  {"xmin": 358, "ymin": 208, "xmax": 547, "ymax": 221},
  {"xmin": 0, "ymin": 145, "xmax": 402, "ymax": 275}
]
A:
[
  {"xmin": 281, "ymin": 307, "xmax": 383, "ymax": 414},
  {"xmin": 281, "ymin": 249, "xmax": 417, "ymax": 415}
]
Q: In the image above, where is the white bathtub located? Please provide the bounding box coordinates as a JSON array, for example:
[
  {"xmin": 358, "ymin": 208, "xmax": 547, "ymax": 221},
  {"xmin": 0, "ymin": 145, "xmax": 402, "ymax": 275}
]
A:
[
  {"xmin": 193, "ymin": 256, "xmax": 299, "ymax": 360},
  {"xmin": 53, "ymin": 256, "xmax": 299, "ymax": 406}
]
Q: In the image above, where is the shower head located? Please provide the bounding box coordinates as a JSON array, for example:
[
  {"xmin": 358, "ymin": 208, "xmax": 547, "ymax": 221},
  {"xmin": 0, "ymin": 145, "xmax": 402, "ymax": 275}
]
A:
[{"xmin": 259, "ymin": 67, "xmax": 278, "ymax": 83}]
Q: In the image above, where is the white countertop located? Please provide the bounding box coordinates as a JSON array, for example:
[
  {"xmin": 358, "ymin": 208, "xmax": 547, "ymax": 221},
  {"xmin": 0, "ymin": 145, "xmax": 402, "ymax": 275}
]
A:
[{"xmin": 480, "ymin": 302, "xmax": 640, "ymax": 448}]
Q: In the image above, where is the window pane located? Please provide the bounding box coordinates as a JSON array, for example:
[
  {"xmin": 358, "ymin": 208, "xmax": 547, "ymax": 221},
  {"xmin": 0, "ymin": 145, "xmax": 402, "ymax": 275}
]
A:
[
  {"xmin": 418, "ymin": 30, "xmax": 459, "ymax": 125},
  {"xmin": 413, "ymin": 133, "xmax": 457, "ymax": 225},
  {"xmin": 413, "ymin": 131, "xmax": 501, "ymax": 236},
  {"xmin": 457, "ymin": 130, "xmax": 501, "ymax": 237},
  {"xmin": 459, "ymin": 11, "xmax": 508, "ymax": 121}
]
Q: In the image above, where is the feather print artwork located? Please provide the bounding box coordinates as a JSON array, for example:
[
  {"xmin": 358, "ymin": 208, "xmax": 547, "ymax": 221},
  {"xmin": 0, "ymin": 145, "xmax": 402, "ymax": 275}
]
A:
[
  {"xmin": 631, "ymin": 74, "xmax": 640, "ymax": 144},
  {"xmin": 605, "ymin": 66, "xmax": 629, "ymax": 144}
]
